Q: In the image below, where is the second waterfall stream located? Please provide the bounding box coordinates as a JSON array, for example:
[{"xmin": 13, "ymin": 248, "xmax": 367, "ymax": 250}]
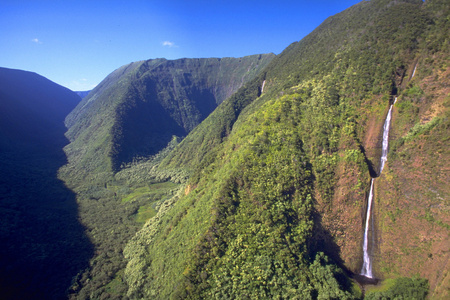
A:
[{"xmin": 360, "ymin": 97, "xmax": 397, "ymax": 278}]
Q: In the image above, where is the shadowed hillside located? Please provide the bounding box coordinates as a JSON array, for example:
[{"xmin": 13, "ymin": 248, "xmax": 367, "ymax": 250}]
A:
[
  {"xmin": 5, "ymin": 0, "xmax": 447, "ymax": 298},
  {"xmin": 0, "ymin": 68, "xmax": 92, "ymax": 299}
]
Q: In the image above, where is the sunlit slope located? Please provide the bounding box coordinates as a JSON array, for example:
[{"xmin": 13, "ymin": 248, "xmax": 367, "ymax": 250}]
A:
[
  {"xmin": 125, "ymin": 0, "xmax": 448, "ymax": 298},
  {"xmin": 372, "ymin": 0, "xmax": 450, "ymax": 298},
  {"xmin": 61, "ymin": 55, "xmax": 274, "ymax": 183}
]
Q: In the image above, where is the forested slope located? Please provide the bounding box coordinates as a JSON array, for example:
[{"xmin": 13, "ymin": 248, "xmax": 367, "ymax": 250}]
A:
[
  {"xmin": 59, "ymin": 54, "xmax": 274, "ymax": 298},
  {"xmin": 4, "ymin": 0, "xmax": 447, "ymax": 298},
  {"xmin": 62, "ymin": 54, "xmax": 274, "ymax": 182},
  {"xmin": 124, "ymin": 0, "xmax": 449, "ymax": 298}
]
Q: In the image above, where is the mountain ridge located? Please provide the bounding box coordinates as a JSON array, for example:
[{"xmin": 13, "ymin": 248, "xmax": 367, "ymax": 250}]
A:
[
  {"xmin": 0, "ymin": 67, "xmax": 91, "ymax": 299},
  {"xmin": 61, "ymin": 54, "xmax": 274, "ymax": 181},
  {"xmin": 123, "ymin": 0, "xmax": 448, "ymax": 298},
  {"xmin": 0, "ymin": 0, "xmax": 448, "ymax": 298}
]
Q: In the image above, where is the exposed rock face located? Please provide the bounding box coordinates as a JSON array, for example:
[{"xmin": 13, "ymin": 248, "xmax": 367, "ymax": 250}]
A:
[
  {"xmin": 123, "ymin": 1, "xmax": 449, "ymax": 298},
  {"xmin": 374, "ymin": 60, "xmax": 450, "ymax": 299}
]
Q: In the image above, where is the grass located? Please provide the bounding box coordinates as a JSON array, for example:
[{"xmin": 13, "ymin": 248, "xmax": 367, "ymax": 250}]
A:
[
  {"xmin": 121, "ymin": 181, "xmax": 179, "ymax": 203},
  {"xmin": 121, "ymin": 182, "xmax": 180, "ymax": 224},
  {"xmin": 365, "ymin": 276, "xmax": 429, "ymax": 300},
  {"xmin": 365, "ymin": 277, "xmax": 397, "ymax": 295},
  {"xmin": 122, "ymin": 186, "xmax": 151, "ymax": 203},
  {"xmin": 104, "ymin": 270, "xmax": 127, "ymax": 295},
  {"xmin": 134, "ymin": 204, "xmax": 157, "ymax": 223}
]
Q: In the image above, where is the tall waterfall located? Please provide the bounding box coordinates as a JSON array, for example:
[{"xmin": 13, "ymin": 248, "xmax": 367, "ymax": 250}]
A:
[
  {"xmin": 379, "ymin": 97, "xmax": 396, "ymax": 173},
  {"xmin": 361, "ymin": 179, "xmax": 375, "ymax": 278},
  {"xmin": 360, "ymin": 97, "xmax": 397, "ymax": 278},
  {"xmin": 411, "ymin": 63, "xmax": 418, "ymax": 79}
]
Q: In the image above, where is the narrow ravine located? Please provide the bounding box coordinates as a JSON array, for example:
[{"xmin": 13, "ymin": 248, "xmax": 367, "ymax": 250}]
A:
[{"xmin": 360, "ymin": 97, "xmax": 397, "ymax": 278}]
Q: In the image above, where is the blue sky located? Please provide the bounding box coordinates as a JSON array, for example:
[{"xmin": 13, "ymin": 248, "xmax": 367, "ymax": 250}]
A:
[{"xmin": 0, "ymin": 0, "xmax": 361, "ymax": 91}]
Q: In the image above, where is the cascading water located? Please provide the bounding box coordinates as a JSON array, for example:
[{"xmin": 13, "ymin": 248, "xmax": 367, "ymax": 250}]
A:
[
  {"xmin": 361, "ymin": 179, "xmax": 375, "ymax": 278},
  {"xmin": 379, "ymin": 97, "xmax": 396, "ymax": 173},
  {"xmin": 360, "ymin": 97, "xmax": 397, "ymax": 278},
  {"xmin": 411, "ymin": 63, "xmax": 418, "ymax": 79}
]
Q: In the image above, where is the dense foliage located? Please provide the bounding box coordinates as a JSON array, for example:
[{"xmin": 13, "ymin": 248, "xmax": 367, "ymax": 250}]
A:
[
  {"xmin": 124, "ymin": 0, "xmax": 446, "ymax": 298},
  {"xmin": 1, "ymin": 0, "xmax": 448, "ymax": 298},
  {"xmin": 125, "ymin": 88, "xmax": 356, "ymax": 299},
  {"xmin": 365, "ymin": 277, "xmax": 429, "ymax": 300},
  {"xmin": 59, "ymin": 54, "xmax": 274, "ymax": 297}
]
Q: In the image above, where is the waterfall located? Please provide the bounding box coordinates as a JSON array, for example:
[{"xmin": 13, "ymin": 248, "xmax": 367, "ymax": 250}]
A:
[
  {"xmin": 411, "ymin": 64, "xmax": 418, "ymax": 79},
  {"xmin": 261, "ymin": 80, "xmax": 266, "ymax": 93},
  {"xmin": 379, "ymin": 97, "xmax": 396, "ymax": 173},
  {"xmin": 361, "ymin": 179, "xmax": 375, "ymax": 278},
  {"xmin": 360, "ymin": 97, "xmax": 397, "ymax": 278}
]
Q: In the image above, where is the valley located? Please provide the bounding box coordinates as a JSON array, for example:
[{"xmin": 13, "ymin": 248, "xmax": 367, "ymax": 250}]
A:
[{"xmin": 0, "ymin": 0, "xmax": 448, "ymax": 299}]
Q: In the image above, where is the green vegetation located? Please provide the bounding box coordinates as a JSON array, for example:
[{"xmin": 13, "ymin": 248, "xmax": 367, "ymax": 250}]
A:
[
  {"xmin": 63, "ymin": 54, "xmax": 274, "ymax": 178},
  {"xmin": 134, "ymin": 203, "xmax": 157, "ymax": 223},
  {"xmin": 59, "ymin": 55, "xmax": 274, "ymax": 297},
  {"xmin": 125, "ymin": 87, "xmax": 359, "ymax": 299},
  {"xmin": 403, "ymin": 117, "xmax": 442, "ymax": 142},
  {"xmin": 120, "ymin": 0, "xmax": 450, "ymax": 299},
  {"xmin": 3, "ymin": 0, "xmax": 448, "ymax": 298},
  {"xmin": 365, "ymin": 277, "xmax": 429, "ymax": 300},
  {"xmin": 124, "ymin": 1, "xmax": 441, "ymax": 298},
  {"xmin": 121, "ymin": 186, "xmax": 151, "ymax": 203}
]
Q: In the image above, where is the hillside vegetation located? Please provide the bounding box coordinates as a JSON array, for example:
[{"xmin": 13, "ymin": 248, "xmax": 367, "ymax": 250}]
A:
[
  {"xmin": 62, "ymin": 54, "xmax": 274, "ymax": 181},
  {"xmin": 123, "ymin": 0, "xmax": 448, "ymax": 298},
  {"xmin": 59, "ymin": 54, "xmax": 275, "ymax": 298},
  {"xmin": 1, "ymin": 0, "xmax": 447, "ymax": 299}
]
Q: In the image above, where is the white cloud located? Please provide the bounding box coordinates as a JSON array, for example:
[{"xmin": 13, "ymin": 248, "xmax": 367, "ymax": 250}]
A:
[
  {"xmin": 162, "ymin": 41, "xmax": 178, "ymax": 48},
  {"xmin": 68, "ymin": 79, "xmax": 97, "ymax": 91},
  {"xmin": 31, "ymin": 38, "xmax": 42, "ymax": 44}
]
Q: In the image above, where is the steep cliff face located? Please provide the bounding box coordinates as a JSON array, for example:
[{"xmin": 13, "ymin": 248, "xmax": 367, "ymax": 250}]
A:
[
  {"xmin": 124, "ymin": 0, "xmax": 449, "ymax": 298},
  {"xmin": 61, "ymin": 54, "xmax": 274, "ymax": 182},
  {"xmin": 373, "ymin": 25, "xmax": 449, "ymax": 299},
  {"xmin": 321, "ymin": 5, "xmax": 449, "ymax": 299}
]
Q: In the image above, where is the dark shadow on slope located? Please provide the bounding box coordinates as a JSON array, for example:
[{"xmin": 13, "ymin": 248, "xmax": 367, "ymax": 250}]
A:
[
  {"xmin": 359, "ymin": 145, "xmax": 378, "ymax": 178},
  {"xmin": 111, "ymin": 95, "xmax": 188, "ymax": 171},
  {"xmin": 309, "ymin": 195, "xmax": 355, "ymax": 293},
  {"xmin": 310, "ymin": 211, "xmax": 345, "ymax": 265},
  {"xmin": 110, "ymin": 80, "xmax": 220, "ymax": 171},
  {"xmin": 0, "ymin": 135, "xmax": 93, "ymax": 299},
  {"xmin": 0, "ymin": 67, "xmax": 93, "ymax": 299}
]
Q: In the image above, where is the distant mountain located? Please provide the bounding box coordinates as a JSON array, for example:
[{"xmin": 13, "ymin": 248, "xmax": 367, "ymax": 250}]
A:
[
  {"xmin": 0, "ymin": 68, "xmax": 91, "ymax": 299},
  {"xmin": 62, "ymin": 54, "xmax": 275, "ymax": 178},
  {"xmin": 0, "ymin": 67, "xmax": 81, "ymax": 149},
  {"xmin": 75, "ymin": 90, "xmax": 91, "ymax": 99},
  {"xmin": 3, "ymin": 0, "xmax": 448, "ymax": 298}
]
